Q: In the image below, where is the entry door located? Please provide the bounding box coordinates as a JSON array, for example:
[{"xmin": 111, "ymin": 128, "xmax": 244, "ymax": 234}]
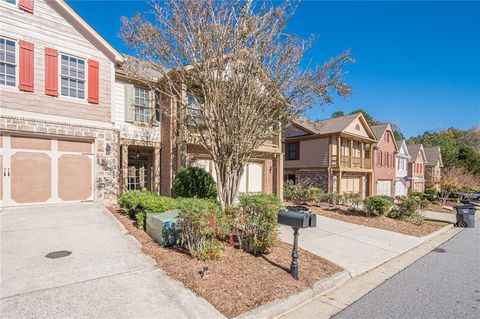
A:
[{"xmin": 1, "ymin": 135, "xmax": 94, "ymax": 207}]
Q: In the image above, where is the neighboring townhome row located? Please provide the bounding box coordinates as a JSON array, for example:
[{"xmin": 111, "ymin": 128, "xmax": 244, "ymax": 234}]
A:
[
  {"xmin": 283, "ymin": 113, "xmax": 376, "ymax": 197},
  {"xmin": 0, "ymin": 0, "xmax": 123, "ymax": 207},
  {"xmin": 423, "ymin": 146, "xmax": 443, "ymax": 189},
  {"xmin": 395, "ymin": 140, "xmax": 411, "ymax": 196}
]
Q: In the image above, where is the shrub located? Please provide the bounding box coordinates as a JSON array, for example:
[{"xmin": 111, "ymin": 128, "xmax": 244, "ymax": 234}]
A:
[
  {"xmin": 364, "ymin": 196, "xmax": 393, "ymax": 216},
  {"xmin": 321, "ymin": 193, "xmax": 341, "ymax": 205},
  {"xmin": 233, "ymin": 193, "xmax": 282, "ymax": 254},
  {"xmin": 118, "ymin": 190, "xmax": 178, "ymax": 228},
  {"xmin": 283, "ymin": 181, "xmax": 307, "ymax": 202},
  {"xmin": 172, "ymin": 167, "xmax": 217, "ymax": 199},
  {"xmin": 424, "ymin": 188, "xmax": 437, "ymax": 196},
  {"xmin": 176, "ymin": 198, "xmax": 224, "ymax": 260},
  {"xmin": 305, "ymin": 187, "xmax": 325, "ymax": 203},
  {"xmin": 341, "ymin": 193, "xmax": 363, "ymax": 210},
  {"xmin": 388, "ymin": 196, "xmax": 428, "ymax": 223}
]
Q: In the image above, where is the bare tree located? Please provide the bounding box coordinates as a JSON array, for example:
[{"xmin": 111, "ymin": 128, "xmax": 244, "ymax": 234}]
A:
[
  {"xmin": 121, "ymin": 0, "xmax": 353, "ymax": 208},
  {"xmin": 438, "ymin": 166, "xmax": 480, "ymax": 205}
]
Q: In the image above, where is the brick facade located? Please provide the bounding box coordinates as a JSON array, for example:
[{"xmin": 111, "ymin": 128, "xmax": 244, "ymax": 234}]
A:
[
  {"xmin": 0, "ymin": 115, "xmax": 120, "ymax": 204},
  {"xmin": 284, "ymin": 169, "xmax": 328, "ymax": 191}
]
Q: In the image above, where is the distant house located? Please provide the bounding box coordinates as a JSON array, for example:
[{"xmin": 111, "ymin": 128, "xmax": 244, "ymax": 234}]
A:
[
  {"xmin": 424, "ymin": 146, "xmax": 443, "ymax": 188},
  {"xmin": 406, "ymin": 144, "xmax": 428, "ymax": 192},
  {"xmin": 370, "ymin": 124, "xmax": 398, "ymax": 197},
  {"xmin": 283, "ymin": 113, "xmax": 377, "ymax": 197},
  {"xmin": 395, "ymin": 140, "xmax": 411, "ymax": 196}
]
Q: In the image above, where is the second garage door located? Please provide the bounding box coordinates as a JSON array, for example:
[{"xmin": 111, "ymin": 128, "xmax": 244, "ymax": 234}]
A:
[
  {"xmin": 377, "ymin": 180, "xmax": 392, "ymax": 196},
  {"xmin": 1, "ymin": 135, "xmax": 94, "ymax": 207}
]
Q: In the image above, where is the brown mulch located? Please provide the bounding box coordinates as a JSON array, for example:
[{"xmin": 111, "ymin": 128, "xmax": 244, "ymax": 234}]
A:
[
  {"xmin": 107, "ymin": 206, "xmax": 341, "ymax": 318},
  {"xmin": 307, "ymin": 205, "xmax": 442, "ymax": 237}
]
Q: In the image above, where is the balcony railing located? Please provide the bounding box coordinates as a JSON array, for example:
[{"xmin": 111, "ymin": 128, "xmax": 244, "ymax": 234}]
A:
[{"xmin": 331, "ymin": 155, "xmax": 372, "ymax": 169}]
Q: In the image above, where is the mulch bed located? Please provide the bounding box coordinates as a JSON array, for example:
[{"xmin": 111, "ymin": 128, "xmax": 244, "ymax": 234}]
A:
[
  {"xmin": 107, "ymin": 206, "xmax": 341, "ymax": 318},
  {"xmin": 306, "ymin": 205, "xmax": 442, "ymax": 237}
]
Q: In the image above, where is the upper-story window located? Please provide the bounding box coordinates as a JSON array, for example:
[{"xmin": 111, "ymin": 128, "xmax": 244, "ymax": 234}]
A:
[
  {"xmin": 134, "ymin": 86, "xmax": 149, "ymax": 123},
  {"xmin": 287, "ymin": 142, "xmax": 299, "ymax": 160},
  {"xmin": 384, "ymin": 152, "xmax": 389, "ymax": 167},
  {"xmin": 1, "ymin": 0, "xmax": 16, "ymax": 5},
  {"xmin": 187, "ymin": 93, "xmax": 203, "ymax": 125},
  {"xmin": 0, "ymin": 37, "xmax": 16, "ymax": 87},
  {"xmin": 60, "ymin": 53, "xmax": 86, "ymax": 99}
]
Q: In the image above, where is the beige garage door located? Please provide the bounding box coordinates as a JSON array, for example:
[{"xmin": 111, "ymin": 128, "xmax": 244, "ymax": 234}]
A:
[
  {"xmin": 1, "ymin": 135, "xmax": 94, "ymax": 207},
  {"xmin": 193, "ymin": 159, "xmax": 264, "ymax": 193}
]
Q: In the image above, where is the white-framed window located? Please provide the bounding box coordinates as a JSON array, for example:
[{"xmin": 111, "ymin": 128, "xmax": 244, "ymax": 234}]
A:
[
  {"xmin": 0, "ymin": 37, "xmax": 16, "ymax": 87},
  {"xmin": 60, "ymin": 53, "xmax": 86, "ymax": 99},
  {"xmin": 187, "ymin": 93, "xmax": 203, "ymax": 125},
  {"xmin": 134, "ymin": 86, "xmax": 150, "ymax": 123},
  {"xmin": 1, "ymin": 0, "xmax": 16, "ymax": 5}
]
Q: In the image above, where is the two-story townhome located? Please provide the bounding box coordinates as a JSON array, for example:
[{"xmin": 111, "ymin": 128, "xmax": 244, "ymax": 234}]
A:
[
  {"xmin": 158, "ymin": 86, "xmax": 284, "ymax": 199},
  {"xmin": 283, "ymin": 113, "xmax": 376, "ymax": 197},
  {"xmin": 424, "ymin": 146, "xmax": 443, "ymax": 189},
  {"xmin": 113, "ymin": 58, "xmax": 284, "ymax": 199},
  {"xmin": 406, "ymin": 144, "xmax": 428, "ymax": 192},
  {"xmin": 370, "ymin": 124, "xmax": 398, "ymax": 196},
  {"xmin": 0, "ymin": 0, "xmax": 124, "ymax": 207},
  {"xmin": 395, "ymin": 140, "xmax": 411, "ymax": 197},
  {"xmin": 113, "ymin": 56, "xmax": 163, "ymax": 194}
]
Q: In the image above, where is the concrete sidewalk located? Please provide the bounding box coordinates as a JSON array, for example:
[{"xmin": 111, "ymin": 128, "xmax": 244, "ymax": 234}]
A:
[
  {"xmin": 279, "ymin": 215, "xmax": 444, "ymax": 277},
  {"xmin": 423, "ymin": 210, "xmax": 457, "ymax": 223},
  {"xmin": 0, "ymin": 204, "xmax": 223, "ymax": 319}
]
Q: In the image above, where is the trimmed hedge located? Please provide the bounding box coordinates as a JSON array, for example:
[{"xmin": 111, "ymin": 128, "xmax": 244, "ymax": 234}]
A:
[
  {"xmin": 172, "ymin": 167, "xmax": 217, "ymax": 199},
  {"xmin": 364, "ymin": 196, "xmax": 393, "ymax": 216}
]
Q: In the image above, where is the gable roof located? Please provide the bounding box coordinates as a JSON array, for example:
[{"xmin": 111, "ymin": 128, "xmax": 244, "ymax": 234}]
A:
[
  {"xmin": 116, "ymin": 54, "xmax": 167, "ymax": 82},
  {"xmin": 396, "ymin": 140, "xmax": 411, "ymax": 159},
  {"xmin": 370, "ymin": 123, "xmax": 398, "ymax": 150},
  {"xmin": 50, "ymin": 1, "xmax": 124, "ymax": 63},
  {"xmin": 424, "ymin": 146, "xmax": 443, "ymax": 167},
  {"xmin": 290, "ymin": 113, "xmax": 376, "ymax": 140},
  {"xmin": 407, "ymin": 144, "xmax": 427, "ymax": 163}
]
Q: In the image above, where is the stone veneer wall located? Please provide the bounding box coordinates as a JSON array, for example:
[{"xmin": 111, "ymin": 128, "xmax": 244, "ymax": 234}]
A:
[
  {"xmin": 284, "ymin": 169, "xmax": 328, "ymax": 192},
  {"xmin": 0, "ymin": 115, "xmax": 120, "ymax": 204}
]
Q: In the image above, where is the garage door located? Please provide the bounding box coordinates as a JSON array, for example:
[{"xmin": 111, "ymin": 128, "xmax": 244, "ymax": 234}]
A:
[
  {"xmin": 341, "ymin": 176, "xmax": 360, "ymax": 194},
  {"xmin": 1, "ymin": 135, "xmax": 94, "ymax": 207},
  {"xmin": 377, "ymin": 180, "xmax": 392, "ymax": 196},
  {"xmin": 193, "ymin": 159, "xmax": 264, "ymax": 193}
]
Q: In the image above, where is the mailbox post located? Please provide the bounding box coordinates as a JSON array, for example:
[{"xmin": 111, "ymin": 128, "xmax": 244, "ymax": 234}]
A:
[{"xmin": 278, "ymin": 206, "xmax": 317, "ymax": 279}]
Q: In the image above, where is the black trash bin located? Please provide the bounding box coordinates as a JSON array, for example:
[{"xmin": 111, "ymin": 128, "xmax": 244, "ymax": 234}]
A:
[{"xmin": 454, "ymin": 204, "xmax": 476, "ymax": 228}]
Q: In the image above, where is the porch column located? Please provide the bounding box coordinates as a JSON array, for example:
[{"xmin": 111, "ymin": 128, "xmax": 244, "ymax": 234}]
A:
[
  {"xmin": 154, "ymin": 147, "xmax": 160, "ymax": 193},
  {"xmin": 350, "ymin": 139, "xmax": 353, "ymax": 167},
  {"xmin": 337, "ymin": 171, "xmax": 342, "ymax": 193},
  {"xmin": 276, "ymin": 153, "xmax": 284, "ymax": 201},
  {"xmin": 122, "ymin": 144, "xmax": 129, "ymax": 194},
  {"xmin": 337, "ymin": 136, "xmax": 341, "ymax": 167},
  {"xmin": 361, "ymin": 142, "xmax": 364, "ymax": 168}
]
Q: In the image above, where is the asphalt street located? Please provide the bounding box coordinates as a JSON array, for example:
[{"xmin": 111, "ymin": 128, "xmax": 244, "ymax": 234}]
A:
[{"xmin": 334, "ymin": 225, "xmax": 480, "ymax": 319}]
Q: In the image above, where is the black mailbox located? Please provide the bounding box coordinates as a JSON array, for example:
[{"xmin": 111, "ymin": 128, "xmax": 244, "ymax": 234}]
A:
[{"xmin": 278, "ymin": 210, "xmax": 317, "ymax": 228}]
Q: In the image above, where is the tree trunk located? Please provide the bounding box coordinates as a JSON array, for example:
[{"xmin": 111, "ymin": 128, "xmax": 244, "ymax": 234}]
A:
[{"xmin": 214, "ymin": 160, "xmax": 245, "ymax": 209}]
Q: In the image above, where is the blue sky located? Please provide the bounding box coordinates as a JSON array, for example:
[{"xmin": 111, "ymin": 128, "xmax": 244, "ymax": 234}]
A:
[{"xmin": 67, "ymin": 0, "xmax": 479, "ymax": 138}]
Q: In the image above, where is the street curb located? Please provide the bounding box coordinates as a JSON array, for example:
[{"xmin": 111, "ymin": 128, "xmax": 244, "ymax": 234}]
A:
[
  {"xmin": 420, "ymin": 223, "xmax": 454, "ymax": 242},
  {"xmin": 233, "ymin": 269, "xmax": 351, "ymax": 319}
]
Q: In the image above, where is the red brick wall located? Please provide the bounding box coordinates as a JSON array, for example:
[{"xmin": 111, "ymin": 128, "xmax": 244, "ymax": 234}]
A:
[{"xmin": 373, "ymin": 130, "xmax": 396, "ymax": 196}]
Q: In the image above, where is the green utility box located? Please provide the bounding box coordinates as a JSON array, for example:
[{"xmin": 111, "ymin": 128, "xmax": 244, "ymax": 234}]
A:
[{"xmin": 146, "ymin": 211, "xmax": 182, "ymax": 247}]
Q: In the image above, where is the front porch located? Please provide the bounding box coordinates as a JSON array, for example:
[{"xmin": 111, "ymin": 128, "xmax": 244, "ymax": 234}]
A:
[{"xmin": 121, "ymin": 140, "xmax": 161, "ymax": 193}]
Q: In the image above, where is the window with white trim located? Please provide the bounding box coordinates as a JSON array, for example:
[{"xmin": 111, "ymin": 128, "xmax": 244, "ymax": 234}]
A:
[
  {"xmin": 187, "ymin": 93, "xmax": 203, "ymax": 125},
  {"xmin": 0, "ymin": 37, "xmax": 16, "ymax": 87},
  {"xmin": 60, "ymin": 53, "xmax": 86, "ymax": 99},
  {"xmin": 1, "ymin": 0, "xmax": 16, "ymax": 5},
  {"xmin": 134, "ymin": 86, "xmax": 150, "ymax": 123}
]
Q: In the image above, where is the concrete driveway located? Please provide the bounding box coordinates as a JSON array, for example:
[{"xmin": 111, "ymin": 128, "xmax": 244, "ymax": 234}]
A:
[
  {"xmin": 279, "ymin": 215, "xmax": 433, "ymax": 277},
  {"xmin": 0, "ymin": 204, "xmax": 223, "ymax": 319}
]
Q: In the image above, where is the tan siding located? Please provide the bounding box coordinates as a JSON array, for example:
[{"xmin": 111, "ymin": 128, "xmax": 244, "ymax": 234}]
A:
[
  {"xmin": 0, "ymin": 0, "xmax": 113, "ymax": 122},
  {"xmin": 344, "ymin": 118, "xmax": 370, "ymax": 138},
  {"xmin": 284, "ymin": 137, "xmax": 329, "ymax": 168}
]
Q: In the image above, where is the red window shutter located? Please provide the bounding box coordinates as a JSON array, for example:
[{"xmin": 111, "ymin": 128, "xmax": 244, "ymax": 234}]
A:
[
  {"xmin": 18, "ymin": 0, "xmax": 34, "ymax": 13},
  {"xmin": 88, "ymin": 59, "xmax": 99, "ymax": 104},
  {"xmin": 45, "ymin": 48, "xmax": 58, "ymax": 96},
  {"xmin": 19, "ymin": 40, "xmax": 34, "ymax": 92}
]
